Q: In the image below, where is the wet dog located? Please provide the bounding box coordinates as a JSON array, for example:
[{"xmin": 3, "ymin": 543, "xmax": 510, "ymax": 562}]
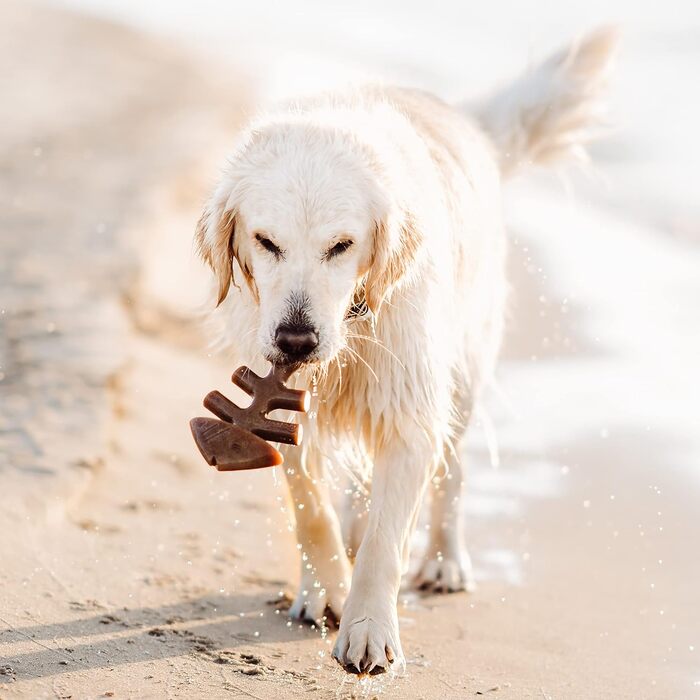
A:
[{"xmin": 195, "ymin": 29, "xmax": 617, "ymax": 674}]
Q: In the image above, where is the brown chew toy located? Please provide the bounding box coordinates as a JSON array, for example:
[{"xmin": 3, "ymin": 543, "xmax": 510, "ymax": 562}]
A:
[{"xmin": 190, "ymin": 364, "xmax": 310, "ymax": 471}]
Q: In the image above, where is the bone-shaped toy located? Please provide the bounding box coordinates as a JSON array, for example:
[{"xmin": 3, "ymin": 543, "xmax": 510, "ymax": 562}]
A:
[{"xmin": 190, "ymin": 364, "xmax": 310, "ymax": 471}]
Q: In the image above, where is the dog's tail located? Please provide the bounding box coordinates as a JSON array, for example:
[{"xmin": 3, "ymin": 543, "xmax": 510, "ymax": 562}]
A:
[{"xmin": 476, "ymin": 28, "xmax": 619, "ymax": 177}]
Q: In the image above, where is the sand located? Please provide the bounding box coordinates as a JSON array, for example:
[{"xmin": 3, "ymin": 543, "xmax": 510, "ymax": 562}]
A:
[{"xmin": 1, "ymin": 2, "xmax": 699, "ymax": 699}]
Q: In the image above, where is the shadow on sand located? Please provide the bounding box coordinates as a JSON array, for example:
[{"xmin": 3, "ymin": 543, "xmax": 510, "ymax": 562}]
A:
[{"xmin": 0, "ymin": 591, "xmax": 318, "ymax": 682}]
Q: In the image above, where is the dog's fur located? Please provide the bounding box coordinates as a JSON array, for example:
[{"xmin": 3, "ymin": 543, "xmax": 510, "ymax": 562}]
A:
[{"xmin": 195, "ymin": 29, "xmax": 617, "ymax": 674}]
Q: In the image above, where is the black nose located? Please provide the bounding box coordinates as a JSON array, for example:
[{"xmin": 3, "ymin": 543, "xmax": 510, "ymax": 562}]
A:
[{"xmin": 275, "ymin": 325, "xmax": 319, "ymax": 360}]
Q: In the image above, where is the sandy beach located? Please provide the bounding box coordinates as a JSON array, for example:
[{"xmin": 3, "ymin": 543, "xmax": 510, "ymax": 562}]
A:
[{"xmin": 1, "ymin": 2, "xmax": 699, "ymax": 698}]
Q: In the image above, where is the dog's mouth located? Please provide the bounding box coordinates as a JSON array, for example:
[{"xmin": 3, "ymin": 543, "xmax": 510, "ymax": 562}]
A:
[
  {"xmin": 265, "ymin": 337, "xmax": 325, "ymax": 367},
  {"xmin": 266, "ymin": 349, "xmax": 321, "ymax": 367}
]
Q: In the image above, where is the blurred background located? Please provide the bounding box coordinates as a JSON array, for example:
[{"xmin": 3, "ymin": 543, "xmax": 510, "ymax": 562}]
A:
[{"xmin": 1, "ymin": 1, "xmax": 698, "ymax": 698}]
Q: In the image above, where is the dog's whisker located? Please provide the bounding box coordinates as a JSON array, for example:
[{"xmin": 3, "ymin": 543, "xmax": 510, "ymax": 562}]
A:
[
  {"xmin": 343, "ymin": 345, "xmax": 379, "ymax": 383},
  {"xmin": 345, "ymin": 333, "xmax": 406, "ymax": 370},
  {"xmin": 334, "ymin": 355, "xmax": 343, "ymax": 395},
  {"xmin": 239, "ymin": 326, "xmax": 259, "ymax": 343}
]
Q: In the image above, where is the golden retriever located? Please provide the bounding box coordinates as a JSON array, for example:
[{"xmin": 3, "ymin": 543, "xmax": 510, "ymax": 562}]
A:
[{"xmin": 195, "ymin": 29, "xmax": 617, "ymax": 674}]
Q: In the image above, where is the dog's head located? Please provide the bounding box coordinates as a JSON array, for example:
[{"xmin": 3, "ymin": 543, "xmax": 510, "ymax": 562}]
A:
[{"xmin": 196, "ymin": 121, "xmax": 420, "ymax": 365}]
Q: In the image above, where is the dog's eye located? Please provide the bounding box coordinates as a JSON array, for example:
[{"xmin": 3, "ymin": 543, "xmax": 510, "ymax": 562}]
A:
[
  {"xmin": 255, "ymin": 233, "xmax": 284, "ymax": 259},
  {"xmin": 324, "ymin": 239, "xmax": 354, "ymax": 260}
]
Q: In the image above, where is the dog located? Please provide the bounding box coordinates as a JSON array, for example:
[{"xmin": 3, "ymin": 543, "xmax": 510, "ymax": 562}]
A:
[{"xmin": 194, "ymin": 29, "xmax": 617, "ymax": 674}]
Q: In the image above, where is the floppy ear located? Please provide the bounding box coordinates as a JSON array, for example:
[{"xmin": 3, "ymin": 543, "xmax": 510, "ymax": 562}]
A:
[
  {"xmin": 195, "ymin": 206, "xmax": 234, "ymax": 306},
  {"xmin": 364, "ymin": 209, "xmax": 421, "ymax": 315},
  {"xmin": 195, "ymin": 190, "xmax": 257, "ymax": 306}
]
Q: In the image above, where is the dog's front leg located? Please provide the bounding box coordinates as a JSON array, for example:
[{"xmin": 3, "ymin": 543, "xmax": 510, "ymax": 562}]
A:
[
  {"xmin": 282, "ymin": 446, "xmax": 352, "ymax": 626},
  {"xmin": 332, "ymin": 436, "xmax": 434, "ymax": 673}
]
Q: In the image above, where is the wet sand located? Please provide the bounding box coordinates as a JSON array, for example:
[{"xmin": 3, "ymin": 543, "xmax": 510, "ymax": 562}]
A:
[{"xmin": 2, "ymin": 3, "xmax": 699, "ymax": 699}]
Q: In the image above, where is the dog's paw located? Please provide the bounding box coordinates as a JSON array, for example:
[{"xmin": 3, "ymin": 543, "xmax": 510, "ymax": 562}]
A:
[
  {"xmin": 414, "ymin": 553, "xmax": 474, "ymax": 594},
  {"xmin": 288, "ymin": 580, "xmax": 345, "ymax": 628},
  {"xmin": 288, "ymin": 555, "xmax": 349, "ymax": 628},
  {"xmin": 332, "ymin": 612, "xmax": 403, "ymax": 675}
]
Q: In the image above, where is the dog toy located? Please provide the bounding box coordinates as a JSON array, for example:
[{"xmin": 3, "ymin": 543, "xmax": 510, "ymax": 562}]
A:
[{"xmin": 190, "ymin": 364, "xmax": 309, "ymax": 471}]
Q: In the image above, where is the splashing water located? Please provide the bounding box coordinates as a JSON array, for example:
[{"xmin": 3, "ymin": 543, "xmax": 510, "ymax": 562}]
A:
[{"xmin": 333, "ymin": 666, "xmax": 395, "ymax": 699}]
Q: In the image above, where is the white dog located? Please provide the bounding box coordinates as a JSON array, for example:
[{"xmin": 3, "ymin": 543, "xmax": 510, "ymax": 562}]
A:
[{"xmin": 195, "ymin": 29, "xmax": 617, "ymax": 674}]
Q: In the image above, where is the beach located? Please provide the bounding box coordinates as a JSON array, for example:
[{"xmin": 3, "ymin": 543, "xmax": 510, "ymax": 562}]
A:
[{"xmin": 1, "ymin": 2, "xmax": 699, "ymax": 698}]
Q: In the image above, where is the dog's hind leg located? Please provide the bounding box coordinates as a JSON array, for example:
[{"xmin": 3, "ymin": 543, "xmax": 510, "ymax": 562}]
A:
[
  {"xmin": 413, "ymin": 443, "xmax": 474, "ymax": 593},
  {"xmin": 282, "ymin": 446, "xmax": 352, "ymax": 627},
  {"xmin": 414, "ymin": 381, "xmax": 474, "ymax": 594}
]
